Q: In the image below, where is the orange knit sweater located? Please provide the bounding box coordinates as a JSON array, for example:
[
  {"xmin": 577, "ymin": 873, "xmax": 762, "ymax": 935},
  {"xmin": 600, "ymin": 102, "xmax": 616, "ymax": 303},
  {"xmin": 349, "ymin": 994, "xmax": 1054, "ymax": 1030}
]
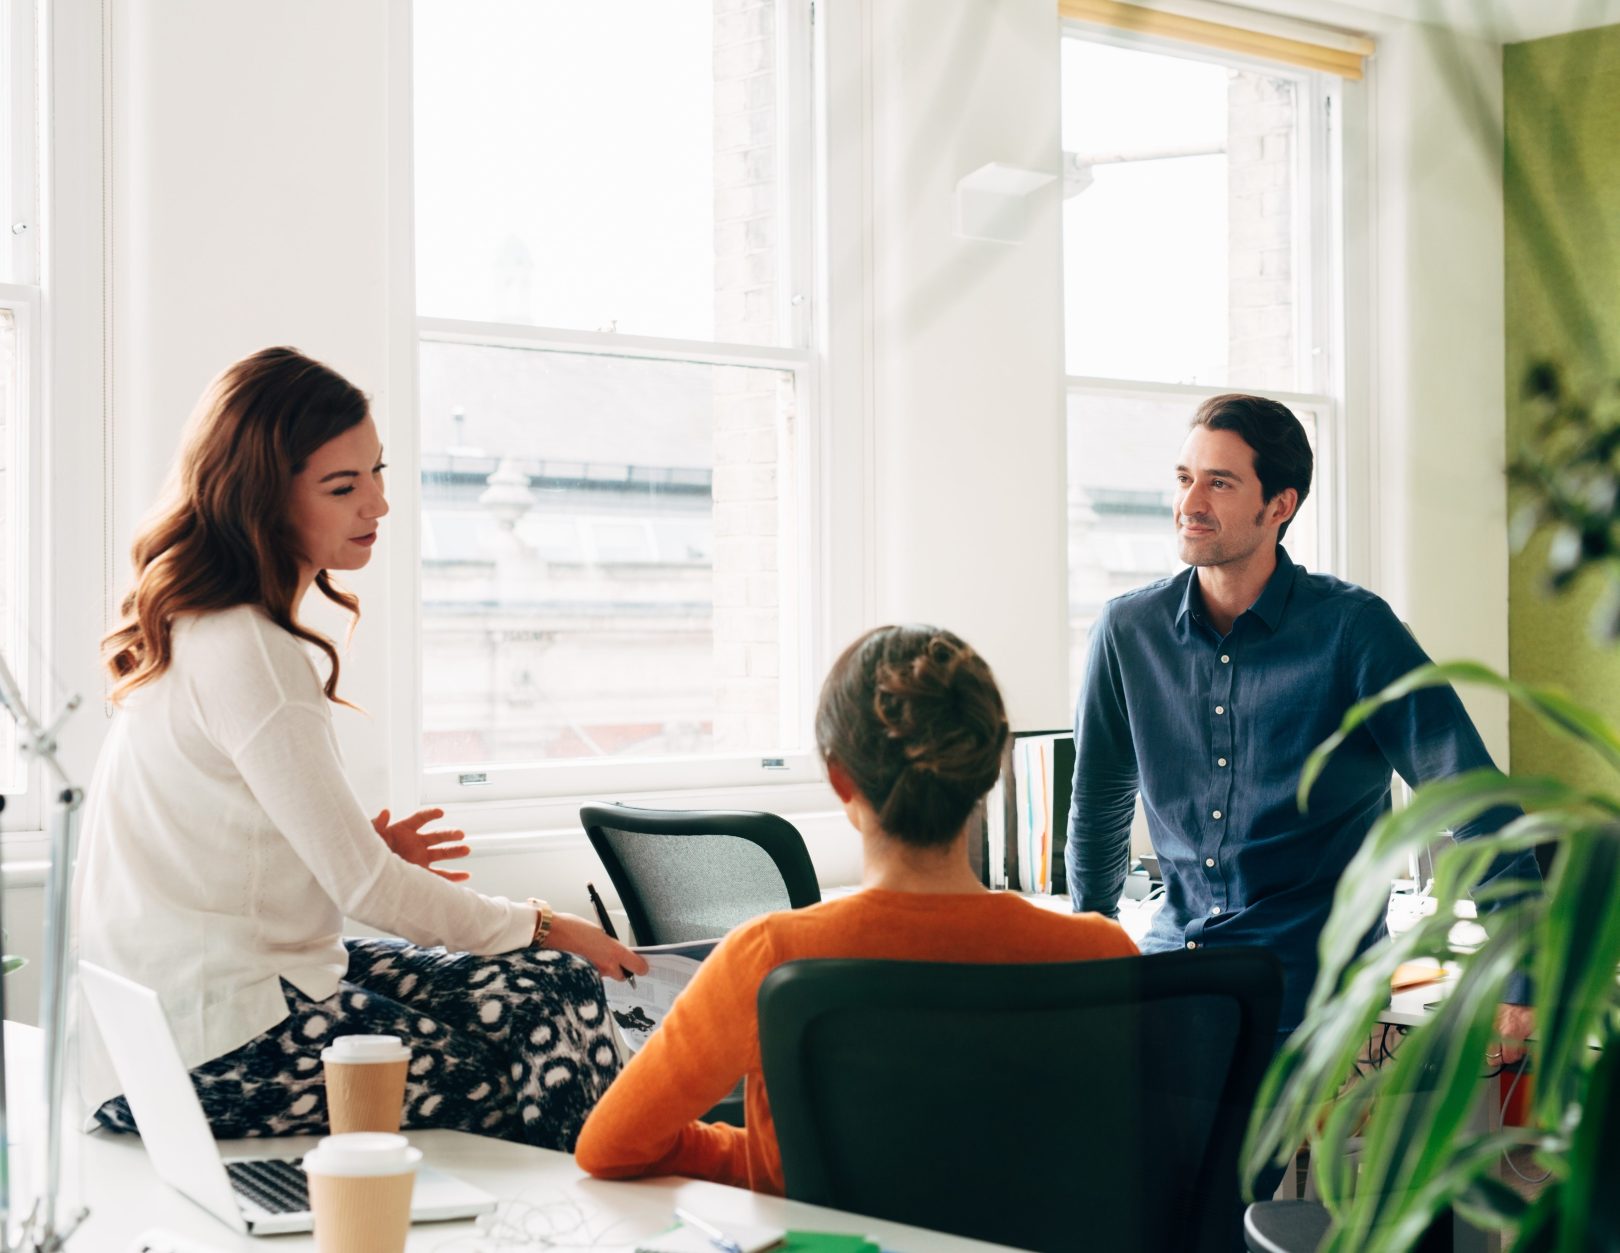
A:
[{"xmin": 574, "ymin": 888, "xmax": 1138, "ymax": 1195}]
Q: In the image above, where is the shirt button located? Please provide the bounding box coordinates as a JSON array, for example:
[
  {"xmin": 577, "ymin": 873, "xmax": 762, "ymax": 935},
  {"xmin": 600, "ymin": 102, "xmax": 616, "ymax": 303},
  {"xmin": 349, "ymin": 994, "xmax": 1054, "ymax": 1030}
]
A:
[
  {"xmin": 1217, "ymin": 757, "xmax": 1228, "ymax": 767},
  {"xmin": 1211, "ymin": 906, "xmax": 1222, "ymax": 915},
  {"xmin": 1186, "ymin": 941, "xmax": 1198, "ymax": 950},
  {"xmin": 1215, "ymin": 705, "xmax": 1225, "ymax": 715},
  {"xmin": 1212, "ymin": 810, "xmax": 1222, "ymax": 819},
  {"xmin": 1220, "ymin": 654, "xmax": 1230, "ymax": 664},
  {"xmin": 1205, "ymin": 857, "xmax": 1215, "ymax": 867}
]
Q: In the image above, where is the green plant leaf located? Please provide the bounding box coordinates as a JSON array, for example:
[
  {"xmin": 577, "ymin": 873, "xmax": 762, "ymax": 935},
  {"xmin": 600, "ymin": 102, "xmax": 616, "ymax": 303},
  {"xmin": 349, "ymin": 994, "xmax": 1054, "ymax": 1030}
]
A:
[
  {"xmin": 1557, "ymin": 1039, "xmax": 1620, "ymax": 1253},
  {"xmin": 1305, "ymin": 773, "xmax": 1585, "ymax": 1026},
  {"xmin": 1323, "ymin": 927, "xmax": 1529, "ymax": 1252},
  {"xmin": 1451, "ymin": 1167, "xmax": 1532, "ymax": 1233},
  {"xmin": 1299, "ymin": 662, "xmax": 1620, "ymax": 810},
  {"xmin": 1514, "ymin": 1180, "xmax": 1565, "ymax": 1253},
  {"xmin": 1244, "ymin": 907, "xmax": 1463, "ymax": 1199},
  {"xmin": 1257, "ymin": 644, "xmax": 1620, "ymax": 1248},
  {"xmin": 1533, "ymin": 826, "xmax": 1620, "ymax": 1127}
]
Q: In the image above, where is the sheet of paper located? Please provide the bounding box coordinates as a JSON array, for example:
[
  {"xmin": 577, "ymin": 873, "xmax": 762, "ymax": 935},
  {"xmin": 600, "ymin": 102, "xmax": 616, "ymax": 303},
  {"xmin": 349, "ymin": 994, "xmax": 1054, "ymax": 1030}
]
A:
[
  {"xmin": 604, "ymin": 938, "xmax": 719, "ymax": 1054},
  {"xmin": 637, "ymin": 1217, "xmax": 786, "ymax": 1253}
]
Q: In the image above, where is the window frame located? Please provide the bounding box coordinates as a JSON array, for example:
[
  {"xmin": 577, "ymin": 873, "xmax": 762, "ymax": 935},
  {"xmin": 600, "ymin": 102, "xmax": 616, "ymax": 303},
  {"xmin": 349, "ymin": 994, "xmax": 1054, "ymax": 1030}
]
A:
[
  {"xmin": 1059, "ymin": 20, "xmax": 1357, "ymax": 593},
  {"xmin": 0, "ymin": 0, "xmax": 42, "ymax": 833},
  {"xmin": 0, "ymin": 285, "xmax": 41, "ymax": 825},
  {"xmin": 3, "ymin": 0, "xmax": 40, "ymax": 288},
  {"xmin": 400, "ymin": 1, "xmax": 828, "ymax": 812}
]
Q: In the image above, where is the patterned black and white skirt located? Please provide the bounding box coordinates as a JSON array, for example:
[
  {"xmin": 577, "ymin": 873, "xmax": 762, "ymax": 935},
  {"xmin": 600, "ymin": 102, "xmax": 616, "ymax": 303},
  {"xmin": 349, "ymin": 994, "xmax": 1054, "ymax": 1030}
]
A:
[{"xmin": 93, "ymin": 937, "xmax": 622, "ymax": 1151}]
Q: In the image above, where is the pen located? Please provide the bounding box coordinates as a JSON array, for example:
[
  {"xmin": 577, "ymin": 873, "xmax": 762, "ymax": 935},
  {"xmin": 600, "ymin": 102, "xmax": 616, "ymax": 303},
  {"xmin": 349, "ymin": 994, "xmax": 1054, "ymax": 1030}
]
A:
[
  {"xmin": 586, "ymin": 880, "xmax": 637, "ymax": 988},
  {"xmin": 673, "ymin": 1207, "xmax": 744, "ymax": 1253}
]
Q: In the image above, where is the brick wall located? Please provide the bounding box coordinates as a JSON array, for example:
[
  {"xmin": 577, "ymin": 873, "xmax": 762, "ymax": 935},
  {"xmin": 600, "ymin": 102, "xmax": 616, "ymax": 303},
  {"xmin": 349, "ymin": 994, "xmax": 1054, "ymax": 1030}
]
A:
[
  {"xmin": 711, "ymin": 0, "xmax": 785, "ymax": 752},
  {"xmin": 1226, "ymin": 71, "xmax": 1297, "ymax": 390}
]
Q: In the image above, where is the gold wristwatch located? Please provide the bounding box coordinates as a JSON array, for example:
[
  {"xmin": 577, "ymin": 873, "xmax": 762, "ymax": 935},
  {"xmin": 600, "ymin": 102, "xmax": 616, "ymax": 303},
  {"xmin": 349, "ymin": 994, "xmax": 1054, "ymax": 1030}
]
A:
[{"xmin": 526, "ymin": 897, "xmax": 554, "ymax": 948}]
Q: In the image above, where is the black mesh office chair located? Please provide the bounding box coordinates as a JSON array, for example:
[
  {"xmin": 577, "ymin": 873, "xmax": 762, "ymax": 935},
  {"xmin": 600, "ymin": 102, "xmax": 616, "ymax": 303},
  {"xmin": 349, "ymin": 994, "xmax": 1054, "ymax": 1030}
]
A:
[
  {"xmin": 759, "ymin": 948, "xmax": 1282, "ymax": 1253},
  {"xmin": 1244, "ymin": 1200, "xmax": 1330, "ymax": 1252},
  {"xmin": 580, "ymin": 803, "xmax": 821, "ymax": 945}
]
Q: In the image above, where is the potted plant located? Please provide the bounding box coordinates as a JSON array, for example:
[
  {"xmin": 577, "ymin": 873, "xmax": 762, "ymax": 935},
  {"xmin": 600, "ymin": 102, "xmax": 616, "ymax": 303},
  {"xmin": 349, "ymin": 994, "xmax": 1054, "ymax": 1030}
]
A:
[{"xmin": 1241, "ymin": 363, "xmax": 1620, "ymax": 1251}]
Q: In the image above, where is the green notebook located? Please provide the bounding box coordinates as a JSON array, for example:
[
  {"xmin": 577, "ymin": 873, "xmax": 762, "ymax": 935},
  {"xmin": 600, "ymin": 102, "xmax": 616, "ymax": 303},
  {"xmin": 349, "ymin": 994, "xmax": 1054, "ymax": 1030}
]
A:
[
  {"xmin": 780, "ymin": 1235, "xmax": 880, "ymax": 1253},
  {"xmin": 637, "ymin": 1225, "xmax": 879, "ymax": 1253}
]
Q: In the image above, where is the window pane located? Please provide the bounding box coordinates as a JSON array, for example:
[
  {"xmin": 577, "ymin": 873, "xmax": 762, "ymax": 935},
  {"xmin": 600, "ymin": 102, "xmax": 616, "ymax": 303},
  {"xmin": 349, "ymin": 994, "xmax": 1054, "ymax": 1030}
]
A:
[
  {"xmin": 414, "ymin": 0, "xmax": 786, "ymax": 346},
  {"xmin": 419, "ymin": 338, "xmax": 798, "ymax": 768},
  {"xmin": 1, "ymin": 32, "xmax": 14, "ymax": 287},
  {"xmin": 1066, "ymin": 390, "xmax": 1318, "ymax": 706},
  {"xmin": 0, "ymin": 309, "xmax": 19, "ymax": 790},
  {"xmin": 1062, "ymin": 39, "xmax": 1306, "ymax": 390}
]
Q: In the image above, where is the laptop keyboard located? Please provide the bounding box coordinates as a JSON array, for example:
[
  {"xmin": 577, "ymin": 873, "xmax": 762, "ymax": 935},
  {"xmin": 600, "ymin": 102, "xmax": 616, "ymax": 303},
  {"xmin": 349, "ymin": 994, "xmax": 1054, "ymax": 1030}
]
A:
[{"xmin": 226, "ymin": 1158, "xmax": 309, "ymax": 1215}]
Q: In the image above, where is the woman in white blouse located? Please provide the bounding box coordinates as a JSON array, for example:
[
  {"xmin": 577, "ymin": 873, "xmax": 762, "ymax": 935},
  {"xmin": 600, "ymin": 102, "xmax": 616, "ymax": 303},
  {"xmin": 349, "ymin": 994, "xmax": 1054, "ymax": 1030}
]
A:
[{"xmin": 74, "ymin": 346, "xmax": 648, "ymax": 1148}]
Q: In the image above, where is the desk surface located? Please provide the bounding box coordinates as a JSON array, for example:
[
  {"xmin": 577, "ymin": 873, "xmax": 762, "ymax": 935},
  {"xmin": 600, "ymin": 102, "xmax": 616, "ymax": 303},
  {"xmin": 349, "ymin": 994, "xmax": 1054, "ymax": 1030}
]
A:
[
  {"xmin": 68, "ymin": 1129, "xmax": 1021, "ymax": 1252},
  {"xmin": 4, "ymin": 1026, "xmax": 1014, "ymax": 1253}
]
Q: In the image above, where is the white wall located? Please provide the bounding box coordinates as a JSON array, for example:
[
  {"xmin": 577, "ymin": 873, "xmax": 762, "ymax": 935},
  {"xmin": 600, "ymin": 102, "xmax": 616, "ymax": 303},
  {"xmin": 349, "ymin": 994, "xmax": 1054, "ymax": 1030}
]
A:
[
  {"xmin": 110, "ymin": 0, "xmax": 402, "ymax": 800},
  {"xmin": 1369, "ymin": 22, "xmax": 1513, "ymax": 762},
  {"xmin": 866, "ymin": 0, "xmax": 1071, "ymax": 733}
]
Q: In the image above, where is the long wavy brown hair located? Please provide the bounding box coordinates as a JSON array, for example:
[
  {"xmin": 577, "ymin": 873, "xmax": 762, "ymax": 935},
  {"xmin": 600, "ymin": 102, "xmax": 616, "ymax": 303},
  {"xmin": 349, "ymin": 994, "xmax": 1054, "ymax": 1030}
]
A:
[{"xmin": 103, "ymin": 347, "xmax": 369, "ymax": 704}]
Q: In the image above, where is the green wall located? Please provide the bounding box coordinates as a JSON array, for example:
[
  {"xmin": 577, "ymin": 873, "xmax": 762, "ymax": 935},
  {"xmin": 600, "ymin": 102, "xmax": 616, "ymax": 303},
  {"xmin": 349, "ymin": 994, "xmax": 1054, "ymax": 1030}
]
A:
[{"xmin": 1504, "ymin": 24, "xmax": 1620, "ymax": 787}]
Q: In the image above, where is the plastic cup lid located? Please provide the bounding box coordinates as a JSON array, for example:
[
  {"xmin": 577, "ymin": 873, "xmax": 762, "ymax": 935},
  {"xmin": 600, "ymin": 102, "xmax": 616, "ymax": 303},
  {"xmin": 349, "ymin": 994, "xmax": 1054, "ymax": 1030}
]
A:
[
  {"xmin": 321, "ymin": 1034, "xmax": 411, "ymax": 1064},
  {"xmin": 302, "ymin": 1132, "xmax": 422, "ymax": 1177}
]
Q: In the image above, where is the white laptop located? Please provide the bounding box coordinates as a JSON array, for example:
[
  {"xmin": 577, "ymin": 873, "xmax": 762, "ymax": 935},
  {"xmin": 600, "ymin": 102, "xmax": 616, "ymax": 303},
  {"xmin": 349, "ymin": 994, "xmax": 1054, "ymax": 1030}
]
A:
[{"xmin": 80, "ymin": 961, "xmax": 498, "ymax": 1236}]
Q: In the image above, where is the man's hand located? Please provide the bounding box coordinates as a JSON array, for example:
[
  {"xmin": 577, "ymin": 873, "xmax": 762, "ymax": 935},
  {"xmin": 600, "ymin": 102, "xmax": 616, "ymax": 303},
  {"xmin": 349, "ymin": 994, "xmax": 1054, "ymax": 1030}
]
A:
[
  {"xmin": 546, "ymin": 913, "xmax": 651, "ymax": 982},
  {"xmin": 1493, "ymin": 1002, "xmax": 1535, "ymax": 1067},
  {"xmin": 372, "ymin": 807, "xmax": 473, "ymax": 882}
]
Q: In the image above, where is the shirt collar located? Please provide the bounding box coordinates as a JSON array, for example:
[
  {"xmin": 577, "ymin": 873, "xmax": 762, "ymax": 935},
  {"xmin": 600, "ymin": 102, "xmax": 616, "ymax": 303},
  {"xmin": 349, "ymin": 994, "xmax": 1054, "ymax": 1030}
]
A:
[
  {"xmin": 1174, "ymin": 545, "xmax": 1298, "ymax": 632},
  {"xmin": 1174, "ymin": 567, "xmax": 1200, "ymax": 629},
  {"xmin": 1249, "ymin": 545, "xmax": 1297, "ymax": 630}
]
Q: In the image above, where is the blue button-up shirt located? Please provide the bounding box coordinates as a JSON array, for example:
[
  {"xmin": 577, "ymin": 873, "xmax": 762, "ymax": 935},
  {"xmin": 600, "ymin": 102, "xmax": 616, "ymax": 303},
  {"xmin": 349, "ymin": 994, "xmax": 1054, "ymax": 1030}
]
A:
[{"xmin": 1065, "ymin": 548, "xmax": 1537, "ymax": 1028}]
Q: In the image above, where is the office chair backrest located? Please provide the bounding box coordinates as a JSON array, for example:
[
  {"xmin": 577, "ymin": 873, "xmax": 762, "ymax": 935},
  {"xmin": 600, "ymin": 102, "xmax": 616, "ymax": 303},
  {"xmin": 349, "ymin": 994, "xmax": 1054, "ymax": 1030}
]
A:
[
  {"xmin": 760, "ymin": 948, "xmax": 1282, "ymax": 1253},
  {"xmin": 580, "ymin": 803, "xmax": 821, "ymax": 944}
]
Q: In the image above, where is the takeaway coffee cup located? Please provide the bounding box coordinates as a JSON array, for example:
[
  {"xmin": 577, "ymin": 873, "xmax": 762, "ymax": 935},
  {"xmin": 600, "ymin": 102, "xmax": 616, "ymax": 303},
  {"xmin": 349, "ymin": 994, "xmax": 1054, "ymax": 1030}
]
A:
[
  {"xmin": 303, "ymin": 1132, "xmax": 421, "ymax": 1253},
  {"xmin": 321, "ymin": 1035, "xmax": 411, "ymax": 1134}
]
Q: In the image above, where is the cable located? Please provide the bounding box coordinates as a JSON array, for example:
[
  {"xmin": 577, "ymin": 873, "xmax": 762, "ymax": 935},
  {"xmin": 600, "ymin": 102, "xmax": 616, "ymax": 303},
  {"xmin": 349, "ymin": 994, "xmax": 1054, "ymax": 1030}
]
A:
[
  {"xmin": 1497, "ymin": 1060, "xmax": 1553, "ymax": 1187},
  {"xmin": 430, "ymin": 1191, "xmax": 639, "ymax": 1251}
]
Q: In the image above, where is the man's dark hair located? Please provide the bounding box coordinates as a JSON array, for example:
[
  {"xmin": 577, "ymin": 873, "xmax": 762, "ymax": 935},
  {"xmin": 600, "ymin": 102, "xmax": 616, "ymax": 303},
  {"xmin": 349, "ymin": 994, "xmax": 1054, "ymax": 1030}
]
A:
[{"xmin": 1190, "ymin": 393, "xmax": 1313, "ymax": 541}]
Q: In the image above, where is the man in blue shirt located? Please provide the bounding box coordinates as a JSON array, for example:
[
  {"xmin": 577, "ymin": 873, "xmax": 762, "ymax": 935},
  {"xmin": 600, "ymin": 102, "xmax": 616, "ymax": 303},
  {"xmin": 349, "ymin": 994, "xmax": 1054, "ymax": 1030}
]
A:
[{"xmin": 1065, "ymin": 393, "xmax": 1538, "ymax": 1039}]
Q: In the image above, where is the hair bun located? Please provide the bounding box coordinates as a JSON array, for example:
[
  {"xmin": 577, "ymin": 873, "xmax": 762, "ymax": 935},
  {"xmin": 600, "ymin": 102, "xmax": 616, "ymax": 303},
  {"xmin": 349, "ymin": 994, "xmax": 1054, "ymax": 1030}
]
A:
[
  {"xmin": 816, "ymin": 624, "xmax": 1009, "ymax": 847},
  {"xmin": 872, "ymin": 631, "xmax": 1006, "ymax": 786}
]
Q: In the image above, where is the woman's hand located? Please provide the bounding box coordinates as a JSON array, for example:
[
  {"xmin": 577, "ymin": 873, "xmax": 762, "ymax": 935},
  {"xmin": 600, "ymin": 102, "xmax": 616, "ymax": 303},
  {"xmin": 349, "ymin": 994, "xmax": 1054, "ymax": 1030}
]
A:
[
  {"xmin": 1493, "ymin": 1002, "xmax": 1535, "ymax": 1066},
  {"xmin": 371, "ymin": 807, "xmax": 473, "ymax": 882},
  {"xmin": 546, "ymin": 912, "xmax": 651, "ymax": 982}
]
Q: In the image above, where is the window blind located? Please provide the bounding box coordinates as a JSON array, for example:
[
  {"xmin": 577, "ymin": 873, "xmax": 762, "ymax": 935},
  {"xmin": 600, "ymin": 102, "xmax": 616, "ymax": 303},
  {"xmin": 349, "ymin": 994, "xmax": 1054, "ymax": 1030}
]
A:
[{"xmin": 1059, "ymin": 0, "xmax": 1373, "ymax": 80}]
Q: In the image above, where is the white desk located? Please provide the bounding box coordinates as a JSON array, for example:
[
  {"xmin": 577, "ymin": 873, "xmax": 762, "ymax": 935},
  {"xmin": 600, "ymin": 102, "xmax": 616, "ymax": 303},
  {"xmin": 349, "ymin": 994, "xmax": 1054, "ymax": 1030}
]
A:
[
  {"xmin": 5, "ymin": 1026, "xmax": 1015, "ymax": 1253},
  {"xmin": 66, "ymin": 1129, "xmax": 1021, "ymax": 1252}
]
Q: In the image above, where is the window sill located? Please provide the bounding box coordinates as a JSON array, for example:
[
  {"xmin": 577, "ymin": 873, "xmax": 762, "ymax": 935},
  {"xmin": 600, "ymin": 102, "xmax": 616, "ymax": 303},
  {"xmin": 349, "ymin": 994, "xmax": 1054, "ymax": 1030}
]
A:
[{"xmin": 1, "ymin": 832, "xmax": 51, "ymax": 886}]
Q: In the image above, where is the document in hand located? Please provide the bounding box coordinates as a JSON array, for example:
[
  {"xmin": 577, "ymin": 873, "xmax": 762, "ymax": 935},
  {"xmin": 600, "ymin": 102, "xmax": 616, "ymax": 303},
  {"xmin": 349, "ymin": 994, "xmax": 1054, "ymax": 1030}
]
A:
[{"xmin": 604, "ymin": 938, "xmax": 719, "ymax": 1056}]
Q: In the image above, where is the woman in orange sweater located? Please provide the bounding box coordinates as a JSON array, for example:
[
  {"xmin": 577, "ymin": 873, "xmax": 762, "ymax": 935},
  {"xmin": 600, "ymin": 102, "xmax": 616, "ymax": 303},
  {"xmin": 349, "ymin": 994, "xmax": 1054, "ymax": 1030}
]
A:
[{"xmin": 575, "ymin": 624, "xmax": 1138, "ymax": 1194}]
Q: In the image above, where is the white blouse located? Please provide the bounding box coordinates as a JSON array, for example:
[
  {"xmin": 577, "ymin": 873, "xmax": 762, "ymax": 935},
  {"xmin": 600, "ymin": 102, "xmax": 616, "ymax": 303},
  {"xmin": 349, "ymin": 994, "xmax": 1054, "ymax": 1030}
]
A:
[{"xmin": 73, "ymin": 604, "xmax": 534, "ymax": 1109}]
